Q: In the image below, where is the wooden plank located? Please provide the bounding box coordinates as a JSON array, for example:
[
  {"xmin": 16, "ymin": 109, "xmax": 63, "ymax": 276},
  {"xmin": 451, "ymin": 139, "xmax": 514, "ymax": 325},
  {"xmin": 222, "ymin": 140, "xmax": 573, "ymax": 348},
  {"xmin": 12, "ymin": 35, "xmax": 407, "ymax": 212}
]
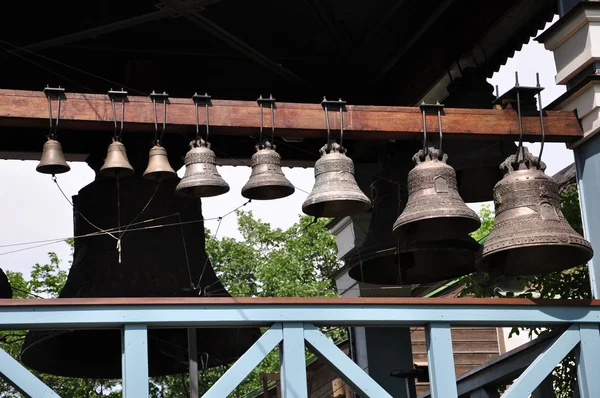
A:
[
  {"xmin": 0, "ymin": 89, "xmax": 582, "ymax": 142},
  {"xmin": 0, "ymin": 297, "xmax": 597, "ymax": 307}
]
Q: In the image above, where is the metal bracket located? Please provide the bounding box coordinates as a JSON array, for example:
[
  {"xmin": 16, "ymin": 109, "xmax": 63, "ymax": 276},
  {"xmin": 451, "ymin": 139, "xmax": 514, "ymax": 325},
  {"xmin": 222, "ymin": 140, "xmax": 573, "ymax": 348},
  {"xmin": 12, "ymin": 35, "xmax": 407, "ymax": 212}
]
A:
[
  {"xmin": 150, "ymin": 91, "xmax": 169, "ymax": 102},
  {"xmin": 419, "ymin": 102, "xmax": 445, "ymax": 112},
  {"xmin": 493, "ymin": 86, "xmax": 543, "ymax": 107},
  {"xmin": 321, "ymin": 97, "xmax": 346, "ymax": 108},
  {"xmin": 108, "ymin": 89, "xmax": 128, "ymax": 99},
  {"xmin": 257, "ymin": 94, "xmax": 276, "ymax": 105},
  {"xmin": 43, "ymin": 86, "xmax": 65, "ymax": 98},
  {"xmin": 192, "ymin": 92, "xmax": 211, "ymax": 103}
]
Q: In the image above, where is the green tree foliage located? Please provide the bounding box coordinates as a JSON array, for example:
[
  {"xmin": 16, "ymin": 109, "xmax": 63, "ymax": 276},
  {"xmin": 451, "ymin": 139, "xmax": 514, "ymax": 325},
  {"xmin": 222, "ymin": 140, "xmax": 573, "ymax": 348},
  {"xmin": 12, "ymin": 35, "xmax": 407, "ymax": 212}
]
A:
[
  {"xmin": 0, "ymin": 211, "xmax": 342, "ymax": 397},
  {"xmin": 460, "ymin": 188, "xmax": 590, "ymax": 396}
]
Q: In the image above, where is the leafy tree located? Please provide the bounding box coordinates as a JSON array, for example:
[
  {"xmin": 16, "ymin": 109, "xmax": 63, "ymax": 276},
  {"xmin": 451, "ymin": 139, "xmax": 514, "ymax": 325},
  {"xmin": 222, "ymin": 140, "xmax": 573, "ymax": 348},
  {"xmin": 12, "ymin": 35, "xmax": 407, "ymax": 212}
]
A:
[{"xmin": 0, "ymin": 211, "xmax": 342, "ymax": 397}]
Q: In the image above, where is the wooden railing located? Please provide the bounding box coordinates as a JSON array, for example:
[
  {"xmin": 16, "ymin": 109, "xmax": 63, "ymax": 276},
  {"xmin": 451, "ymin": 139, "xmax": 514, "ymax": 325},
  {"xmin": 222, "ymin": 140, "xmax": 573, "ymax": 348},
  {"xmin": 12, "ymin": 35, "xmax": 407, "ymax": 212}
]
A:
[{"xmin": 0, "ymin": 297, "xmax": 599, "ymax": 397}]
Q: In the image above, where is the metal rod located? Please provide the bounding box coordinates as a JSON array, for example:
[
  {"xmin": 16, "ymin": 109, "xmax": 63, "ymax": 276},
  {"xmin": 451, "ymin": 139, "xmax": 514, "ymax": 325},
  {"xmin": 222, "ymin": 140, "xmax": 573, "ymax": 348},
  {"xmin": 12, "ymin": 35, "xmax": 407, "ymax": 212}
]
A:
[
  {"xmin": 47, "ymin": 93, "xmax": 53, "ymax": 139},
  {"xmin": 339, "ymin": 98, "xmax": 344, "ymax": 148},
  {"xmin": 270, "ymin": 94, "xmax": 275, "ymax": 144},
  {"xmin": 421, "ymin": 104, "xmax": 428, "ymax": 156},
  {"xmin": 55, "ymin": 95, "xmax": 61, "ymax": 139},
  {"xmin": 536, "ymin": 73, "xmax": 545, "ymax": 166},
  {"xmin": 152, "ymin": 92, "xmax": 159, "ymax": 145},
  {"xmin": 436, "ymin": 103, "xmax": 443, "ymax": 154},
  {"xmin": 159, "ymin": 94, "xmax": 167, "ymax": 145},
  {"xmin": 515, "ymin": 72, "xmax": 524, "ymax": 163},
  {"xmin": 120, "ymin": 98, "xmax": 124, "ymax": 137},
  {"xmin": 258, "ymin": 95, "xmax": 263, "ymax": 144},
  {"xmin": 111, "ymin": 97, "xmax": 118, "ymax": 140},
  {"xmin": 205, "ymin": 97, "xmax": 209, "ymax": 141},
  {"xmin": 188, "ymin": 328, "xmax": 198, "ymax": 398},
  {"xmin": 194, "ymin": 94, "xmax": 200, "ymax": 141},
  {"xmin": 324, "ymin": 98, "xmax": 331, "ymax": 152}
]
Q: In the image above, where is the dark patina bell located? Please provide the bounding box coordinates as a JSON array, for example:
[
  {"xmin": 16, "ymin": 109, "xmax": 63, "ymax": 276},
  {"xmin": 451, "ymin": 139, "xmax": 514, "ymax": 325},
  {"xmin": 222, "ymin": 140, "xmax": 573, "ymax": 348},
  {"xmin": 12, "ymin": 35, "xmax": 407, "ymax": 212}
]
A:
[
  {"xmin": 20, "ymin": 159, "xmax": 259, "ymax": 378},
  {"xmin": 175, "ymin": 139, "xmax": 229, "ymax": 198},
  {"xmin": 349, "ymin": 236, "xmax": 479, "ymax": 286},
  {"xmin": 445, "ymin": 140, "xmax": 517, "ymax": 203},
  {"xmin": 241, "ymin": 141, "xmax": 294, "ymax": 200},
  {"xmin": 479, "ymin": 148, "xmax": 593, "ymax": 276},
  {"xmin": 0, "ymin": 268, "xmax": 11, "ymax": 298},
  {"xmin": 143, "ymin": 145, "xmax": 176, "ymax": 180},
  {"xmin": 100, "ymin": 140, "xmax": 134, "ymax": 178},
  {"xmin": 36, "ymin": 139, "xmax": 70, "ymax": 175},
  {"xmin": 302, "ymin": 142, "xmax": 371, "ymax": 218},
  {"xmin": 393, "ymin": 147, "xmax": 480, "ymax": 241},
  {"xmin": 345, "ymin": 153, "xmax": 478, "ymax": 286}
]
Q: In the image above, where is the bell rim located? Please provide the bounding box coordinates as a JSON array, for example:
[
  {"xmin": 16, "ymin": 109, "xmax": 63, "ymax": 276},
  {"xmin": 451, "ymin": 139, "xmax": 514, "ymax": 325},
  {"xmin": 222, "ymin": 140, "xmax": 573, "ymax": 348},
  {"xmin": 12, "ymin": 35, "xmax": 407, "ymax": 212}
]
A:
[
  {"xmin": 175, "ymin": 183, "xmax": 230, "ymax": 198},
  {"xmin": 99, "ymin": 167, "xmax": 135, "ymax": 178},
  {"xmin": 143, "ymin": 169, "xmax": 177, "ymax": 180},
  {"xmin": 241, "ymin": 184, "xmax": 295, "ymax": 200},
  {"xmin": 36, "ymin": 163, "xmax": 71, "ymax": 174},
  {"xmin": 302, "ymin": 198, "xmax": 371, "ymax": 218},
  {"xmin": 393, "ymin": 213, "xmax": 481, "ymax": 235}
]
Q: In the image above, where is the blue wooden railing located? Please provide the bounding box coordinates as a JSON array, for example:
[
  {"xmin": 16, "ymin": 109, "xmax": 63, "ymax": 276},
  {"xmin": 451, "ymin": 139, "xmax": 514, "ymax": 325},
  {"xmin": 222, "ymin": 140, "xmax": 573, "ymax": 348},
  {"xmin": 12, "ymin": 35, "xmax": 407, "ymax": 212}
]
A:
[{"xmin": 0, "ymin": 297, "xmax": 598, "ymax": 398}]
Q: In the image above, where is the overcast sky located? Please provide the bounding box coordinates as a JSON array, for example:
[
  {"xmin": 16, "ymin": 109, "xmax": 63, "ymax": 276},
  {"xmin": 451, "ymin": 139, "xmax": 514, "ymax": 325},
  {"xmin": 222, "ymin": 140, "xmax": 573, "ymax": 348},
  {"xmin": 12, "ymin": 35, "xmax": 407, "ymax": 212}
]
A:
[{"xmin": 0, "ymin": 17, "xmax": 574, "ymax": 276}]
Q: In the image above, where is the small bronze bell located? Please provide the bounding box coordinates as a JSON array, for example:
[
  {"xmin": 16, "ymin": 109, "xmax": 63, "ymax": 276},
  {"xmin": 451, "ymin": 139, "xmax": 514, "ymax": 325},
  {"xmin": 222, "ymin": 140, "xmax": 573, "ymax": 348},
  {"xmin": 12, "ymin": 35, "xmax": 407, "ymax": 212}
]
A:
[
  {"xmin": 242, "ymin": 141, "xmax": 294, "ymax": 200},
  {"xmin": 302, "ymin": 142, "xmax": 371, "ymax": 217},
  {"xmin": 99, "ymin": 140, "xmax": 134, "ymax": 178},
  {"xmin": 479, "ymin": 148, "xmax": 593, "ymax": 276},
  {"xmin": 175, "ymin": 139, "xmax": 229, "ymax": 197},
  {"xmin": 36, "ymin": 139, "xmax": 70, "ymax": 175},
  {"xmin": 143, "ymin": 145, "xmax": 176, "ymax": 180},
  {"xmin": 393, "ymin": 147, "xmax": 480, "ymax": 241}
]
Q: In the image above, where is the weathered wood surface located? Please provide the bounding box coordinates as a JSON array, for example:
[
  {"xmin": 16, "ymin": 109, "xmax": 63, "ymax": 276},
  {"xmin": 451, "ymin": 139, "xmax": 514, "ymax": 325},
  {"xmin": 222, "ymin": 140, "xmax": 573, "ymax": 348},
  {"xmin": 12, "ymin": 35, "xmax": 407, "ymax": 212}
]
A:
[{"xmin": 0, "ymin": 89, "xmax": 583, "ymax": 141}]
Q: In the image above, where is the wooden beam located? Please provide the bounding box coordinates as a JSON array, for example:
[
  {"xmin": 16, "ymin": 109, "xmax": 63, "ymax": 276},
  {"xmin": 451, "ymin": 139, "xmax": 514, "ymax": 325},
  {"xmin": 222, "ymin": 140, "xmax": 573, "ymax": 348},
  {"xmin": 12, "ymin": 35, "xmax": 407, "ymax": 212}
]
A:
[{"xmin": 0, "ymin": 89, "xmax": 582, "ymax": 142}]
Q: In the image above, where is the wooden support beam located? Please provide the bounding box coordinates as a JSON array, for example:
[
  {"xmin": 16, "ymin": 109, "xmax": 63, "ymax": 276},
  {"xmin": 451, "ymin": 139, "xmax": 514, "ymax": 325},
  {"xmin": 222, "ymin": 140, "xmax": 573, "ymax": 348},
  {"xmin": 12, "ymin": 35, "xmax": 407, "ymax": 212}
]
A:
[{"xmin": 0, "ymin": 89, "xmax": 582, "ymax": 142}]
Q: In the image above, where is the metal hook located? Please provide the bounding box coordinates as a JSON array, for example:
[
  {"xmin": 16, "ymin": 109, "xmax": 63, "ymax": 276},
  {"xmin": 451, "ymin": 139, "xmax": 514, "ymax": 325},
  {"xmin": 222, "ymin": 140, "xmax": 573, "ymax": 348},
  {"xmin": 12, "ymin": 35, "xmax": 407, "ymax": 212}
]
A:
[
  {"xmin": 44, "ymin": 86, "xmax": 65, "ymax": 140},
  {"xmin": 536, "ymin": 73, "xmax": 545, "ymax": 166},
  {"xmin": 436, "ymin": 102, "xmax": 443, "ymax": 155},
  {"xmin": 270, "ymin": 94, "xmax": 275, "ymax": 144},
  {"xmin": 108, "ymin": 89, "xmax": 127, "ymax": 142},
  {"xmin": 420, "ymin": 102, "xmax": 428, "ymax": 157},
  {"xmin": 514, "ymin": 71, "xmax": 524, "ymax": 163},
  {"xmin": 192, "ymin": 93, "xmax": 211, "ymax": 143}
]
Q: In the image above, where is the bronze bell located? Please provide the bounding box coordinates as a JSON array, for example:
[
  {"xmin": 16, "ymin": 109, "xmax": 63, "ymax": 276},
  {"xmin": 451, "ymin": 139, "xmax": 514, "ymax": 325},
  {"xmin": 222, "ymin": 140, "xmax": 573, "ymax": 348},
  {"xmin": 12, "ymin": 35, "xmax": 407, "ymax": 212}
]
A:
[
  {"xmin": 444, "ymin": 140, "xmax": 517, "ymax": 203},
  {"xmin": 175, "ymin": 139, "xmax": 229, "ymax": 198},
  {"xmin": 0, "ymin": 268, "xmax": 11, "ymax": 298},
  {"xmin": 479, "ymin": 148, "xmax": 593, "ymax": 276},
  {"xmin": 241, "ymin": 141, "xmax": 295, "ymax": 200},
  {"xmin": 349, "ymin": 236, "xmax": 479, "ymax": 286},
  {"xmin": 100, "ymin": 140, "xmax": 134, "ymax": 178},
  {"xmin": 302, "ymin": 142, "xmax": 371, "ymax": 217},
  {"xmin": 20, "ymin": 163, "xmax": 259, "ymax": 378},
  {"xmin": 345, "ymin": 159, "xmax": 478, "ymax": 286},
  {"xmin": 143, "ymin": 145, "xmax": 176, "ymax": 180},
  {"xmin": 36, "ymin": 139, "xmax": 70, "ymax": 175},
  {"xmin": 393, "ymin": 147, "xmax": 480, "ymax": 241}
]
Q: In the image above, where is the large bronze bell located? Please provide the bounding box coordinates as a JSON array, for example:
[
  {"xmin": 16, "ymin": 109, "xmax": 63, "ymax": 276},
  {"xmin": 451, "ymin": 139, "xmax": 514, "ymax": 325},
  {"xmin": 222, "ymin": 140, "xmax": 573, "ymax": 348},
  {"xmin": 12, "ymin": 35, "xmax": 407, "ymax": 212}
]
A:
[
  {"xmin": 393, "ymin": 147, "xmax": 480, "ymax": 241},
  {"xmin": 241, "ymin": 141, "xmax": 295, "ymax": 200},
  {"xmin": 479, "ymin": 148, "xmax": 593, "ymax": 276},
  {"xmin": 143, "ymin": 145, "xmax": 176, "ymax": 180},
  {"xmin": 302, "ymin": 142, "xmax": 371, "ymax": 217},
  {"xmin": 345, "ymin": 158, "xmax": 478, "ymax": 286},
  {"xmin": 175, "ymin": 139, "xmax": 229, "ymax": 198},
  {"xmin": 0, "ymin": 268, "xmax": 11, "ymax": 298},
  {"xmin": 20, "ymin": 152, "xmax": 259, "ymax": 378},
  {"xmin": 36, "ymin": 139, "xmax": 70, "ymax": 175},
  {"xmin": 349, "ymin": 236, "xmax": 479, "ymax": 286},
  {"xmin": 99, "ymin": 140, "xmax": 134, "ymax": 178},
  {"xmin": 445, "ymin": 140, "xmax": 517, "ymax": 203}
]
